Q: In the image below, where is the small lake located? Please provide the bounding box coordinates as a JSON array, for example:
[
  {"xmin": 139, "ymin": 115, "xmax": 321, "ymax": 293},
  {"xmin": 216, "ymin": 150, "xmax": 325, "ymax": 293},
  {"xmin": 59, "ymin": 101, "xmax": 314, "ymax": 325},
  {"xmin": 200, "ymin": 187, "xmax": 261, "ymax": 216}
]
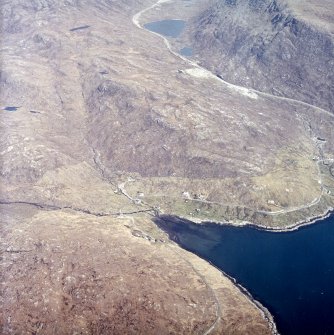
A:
[
  {"xmin": 2, "ymin": 106, "xmax": 20, "ymax": 112},
  {"xmin": 144, "ymin": 19, "xmax": 186, "ymax": 38},
  {"xmin": 157, "ymin": 214, "xmax": 334, "ymax": 335}
]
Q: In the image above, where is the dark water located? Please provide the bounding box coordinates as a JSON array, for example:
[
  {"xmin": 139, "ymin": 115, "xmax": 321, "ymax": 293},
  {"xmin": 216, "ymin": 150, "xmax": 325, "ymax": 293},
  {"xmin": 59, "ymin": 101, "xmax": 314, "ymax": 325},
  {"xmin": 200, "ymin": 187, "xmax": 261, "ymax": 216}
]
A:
[
  {"xmin": 144, "ymin": 19, "xmax": 186, "ymax": 38},
  {"xmin": 179, "ymin": 47, "xmax": 193, "ymax": 56},
  {"xmin": 157, "ymin": 215, "xmax": 334, "ymax": 335},
  {"xmin": 3, "ymin": 106, "xmax": 19, "ymax": 111}
]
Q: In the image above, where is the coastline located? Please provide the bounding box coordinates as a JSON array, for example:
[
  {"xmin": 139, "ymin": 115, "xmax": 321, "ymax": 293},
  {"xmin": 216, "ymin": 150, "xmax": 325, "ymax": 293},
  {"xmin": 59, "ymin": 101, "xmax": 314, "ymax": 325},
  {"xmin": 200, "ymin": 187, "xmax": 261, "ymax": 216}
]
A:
[
  {"xmin": 156, "ymin": 209, "xmax": 334, "ymax": 335},
  {"xmin": 165, "ymin": 237, "xmax": 280, "ymax": 335},
  {"xmin": 207, "ymin": 259, "xmax": 279, "ymax": 335},
  {"xmin": 159, "ymin": 224, "xmax": 280, "ymax": 335},
  {"xmin": 172, "ymin": 206, "xmax": 334, "ymax": 233}
]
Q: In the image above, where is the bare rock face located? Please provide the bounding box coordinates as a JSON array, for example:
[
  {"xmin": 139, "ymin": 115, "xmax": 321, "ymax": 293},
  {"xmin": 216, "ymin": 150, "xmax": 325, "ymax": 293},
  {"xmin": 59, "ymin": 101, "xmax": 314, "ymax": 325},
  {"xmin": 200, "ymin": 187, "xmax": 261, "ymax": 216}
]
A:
[{"xmin": 188, "ymin": 0, "xmax": 334, "ymax": 113}]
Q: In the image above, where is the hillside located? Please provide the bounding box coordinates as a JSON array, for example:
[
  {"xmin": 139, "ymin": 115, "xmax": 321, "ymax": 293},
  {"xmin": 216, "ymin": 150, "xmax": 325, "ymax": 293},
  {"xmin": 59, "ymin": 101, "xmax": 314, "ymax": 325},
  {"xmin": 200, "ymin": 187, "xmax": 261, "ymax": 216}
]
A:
[{"xmin": 186, "ymin": 0, "xmax": 334, "ymax": 113}]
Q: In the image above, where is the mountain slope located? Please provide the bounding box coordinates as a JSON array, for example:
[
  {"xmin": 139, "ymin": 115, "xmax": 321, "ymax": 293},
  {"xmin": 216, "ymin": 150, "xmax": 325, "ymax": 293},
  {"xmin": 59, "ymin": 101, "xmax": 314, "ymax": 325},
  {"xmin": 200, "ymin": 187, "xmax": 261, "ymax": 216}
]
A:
[{"xmin": 187, "ymin": 0, "xmax": 334, "ymax": 113}]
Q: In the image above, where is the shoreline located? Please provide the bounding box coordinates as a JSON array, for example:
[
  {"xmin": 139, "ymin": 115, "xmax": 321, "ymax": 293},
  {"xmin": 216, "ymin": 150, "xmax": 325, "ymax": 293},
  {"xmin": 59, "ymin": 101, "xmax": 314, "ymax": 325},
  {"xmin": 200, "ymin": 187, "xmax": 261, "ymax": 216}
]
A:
[
  {"xmin": 207, "ymin": 259, "xmax": 279, "ymax": 335},
  {"xmin": 156, "ymin": 209, "xmax": 334, "ymax": 335},
  {"xmin": 172, "ymin": 206, "xmax": 334, "ymax": 233},
  {"xmin": 160, "ymin": 224, "xmax": 280, "ymax": 335}
]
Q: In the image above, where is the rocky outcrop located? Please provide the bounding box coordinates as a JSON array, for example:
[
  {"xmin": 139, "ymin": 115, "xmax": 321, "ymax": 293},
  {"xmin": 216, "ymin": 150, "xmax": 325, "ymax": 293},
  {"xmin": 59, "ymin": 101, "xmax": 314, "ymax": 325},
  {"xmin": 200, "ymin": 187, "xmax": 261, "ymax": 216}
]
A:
[{"xmin": 189, "ymin": 0, "xmax": 334, "ymax": 113}]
